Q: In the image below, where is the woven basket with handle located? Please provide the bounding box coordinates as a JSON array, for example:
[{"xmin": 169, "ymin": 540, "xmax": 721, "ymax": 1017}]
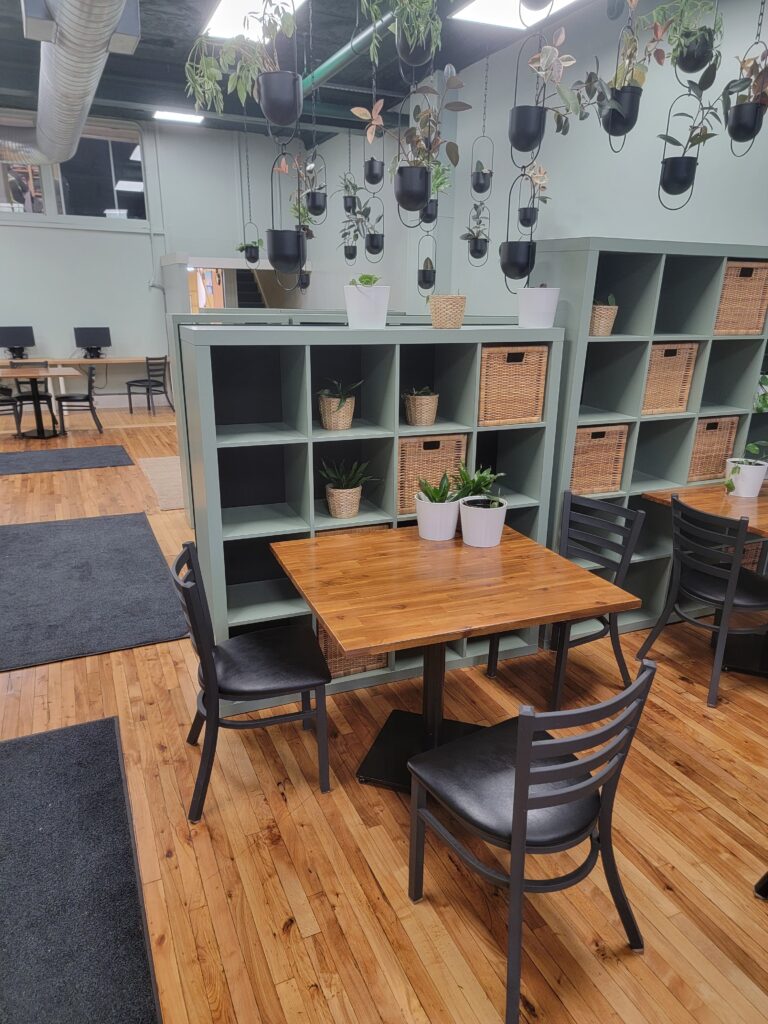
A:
[
  {"xmin": 570, "ymin": 424, "xmax": 628, "ymax": 494},
  {"xmin": 398, "ymin": 433, "xmax": 467, "ymax": 515},
  {"xmin": 641, "ymin": 342, "xmax": 698, "ymax": 415},
  {"xmin": 429, "ymin": 295, "xmax": 466, "ymax": 329},
  {"xmin": 688, "ymin": 417, "xmax": 738, "ymax": 481},
  {"xmin": 404, "ymin": 393, "xmax": 439, "ymax": 426},
  {"xmin": 319, "ymin": 394, "xmax": 355, "ymax": 431},
  {"xmin": 714, "ymin": 261, "xmax": 768, "ymax": 336},
  {"xmin": 589, "ymin": 304, "xmax": 619, "ymax": 337},
  {"xmin": 478, "ymin": 345, "xmax": 548, "ymax": 425},
  {"xmin": 326, "ymin": 484, "xmax": 362, "ymax": 518}
]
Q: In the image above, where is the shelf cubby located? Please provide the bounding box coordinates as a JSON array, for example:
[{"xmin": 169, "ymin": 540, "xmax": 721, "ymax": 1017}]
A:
[
  {"xmin": 224, "ymin": 533, "xmax": 310, "ymax": 627},
  {"xmin": 592, "ymin": 251, "xmax": 662, "ymax": 336},
  {"xmin": 212, "ymin": 344, "xmax": 308, "ymax": 445},
  {"xmin": 701, "ymin": 337, "xmax": 764, "ymax": 414},
  {"xmin": 655, "ymin": 255, "xmax": 724, "ymax": 335},
  {"xmin": 218, "ymin": 444, "xmax": 310, "ymax": 540},
  {"xmin": 629, "ymin": 417, "xmax": 695, "ymax": 494},
  {"xmin": 398, "ymin": 342, "xmax": 477, "ymax": 434},
  {"xmin": 579, "ymin": 340, "xmax": 647, "ymax": 422},
  {"xmin": 627, "ymin": 497, "xmax": 672, "ymax": 563},
  {"xmin": 311, "ymin": 436, "xmax": 395, "ymax": 530},
  {"xmin": 311, "ymin": 344, "xmax": 396, "ymax": 437},
  {"xmin": 475, "ymin": 428, "xmax": 545, "ymax": 508}
]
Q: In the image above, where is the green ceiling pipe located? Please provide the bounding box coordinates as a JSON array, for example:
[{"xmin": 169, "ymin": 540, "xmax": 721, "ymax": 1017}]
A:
[{"xmin": 301, "ymin": 10, "xmax": 396, "ymax": 96}]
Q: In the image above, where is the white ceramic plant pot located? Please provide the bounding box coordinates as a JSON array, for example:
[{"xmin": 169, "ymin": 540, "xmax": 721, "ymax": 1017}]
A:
[
  {"xmin": 725, "ymin": 459, "xmax": 768, "ymax": 498},
  {"xmin": 517, "ymin": 287, "xmax": 560, "ymax": 329},
  {"xmin": 344, "ymin": 284, "xmax": 390, "ymax": 329},
  {"xmin": 459, "ymin": 496, "xmax": 508, "ymax": 548},
  {"xmin": 415, "ymin": 493, "xmax": 460, "ymax": 541}
]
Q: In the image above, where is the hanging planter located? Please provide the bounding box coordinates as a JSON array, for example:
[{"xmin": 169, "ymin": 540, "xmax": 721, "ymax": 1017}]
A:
[
  {"xmin": 418, "ymin": 259, "xmax": 436, "ymax": 290},
  {"xmin": 394, "ymin": 165, "xmax": 431, "ymax": 211},
  {"xmin": 237, "ymin": 241, "xmax": 261, "ymax": 264},
  {"xmin": 518, "ymin": 206, "xmax": 538, "ymax": 229},
  {"xmin": 417, "ymin": 233, "xmax": 437, "ymax": 294},
  {"xmin": 364, "ymin": 158, "xmax": 384, "ymax": 185},
  {"xmin": 469, "ymin": 237, "xmax": 489, "ymax": 260},
  {"xmin": 470, "ymin": 58, "xmax": 494, "ymax": 199},
  {"xmin": 360, "ymin": 194, "xmax": 385, "ymax": 262},
  {"xmin": 500, "ymin": 240, "xmax": 537, "ymax": 280},
  {"xmin": 395, "ymin": 20, "xmax": 435, "ymax": 67},
  {"xmin": 343, "ymin": 194, "xmax": 356, "ymax": 213},
  {"xmin": 600, "ymin": 85, "xmax": 643, "ymax": 136},
  {"xmin": 344, "ymin": 244, "xmax": 357, "ymax": 261},
  {"xmin": 657, "ymin": 87, "xmax": 716, "ymax": 207},
  {"xmin": 258, "ymin": 70, "xmax": 303, "ymax": 127},
  {"xmin": 471, "ymin": 167, "xmax": 492, "ymax": 195},
  {"xmin": 420, "ymin": 198, "xmax": 438, "ymax": 224},
  {"xmin": 299, "ymin": 270, "xmax": 311, "ymax": 290},
  {"xmin": 306, "ymin": 190, "xmax": 327, "ymax": 216},
  {"xmin": 508, "ymin": 105, "xmax": 547, "ymax": 154},
  {"xmin": 461, "ymin": 201, "xmax": 491, "ymax": 266},
  {"xmin": 366, "ymin": 233, "xmax": 384, "ymax": 255},
  {"xmin": 660, "ymin": 155, "xmax": 698, "ymax": 194},
  {"xmin": 675, "ymin": 29, "xmax": 715, "ymax": 73},
  {"xmin": 727, "ymin": 101, "xmax": 766, "ymax": 142},
  {"xmin": 267, "ymin": 228, "xmax": 307, "ymax": 273},
  {"xmin": 722, "ymin": 40, "xmax": 768, "ymax": 151}
]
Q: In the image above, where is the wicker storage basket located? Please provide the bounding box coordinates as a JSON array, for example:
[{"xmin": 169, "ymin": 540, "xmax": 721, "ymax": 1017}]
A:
[
  {"xmin": 398, "ymin": 433, "xmax": 467, "ymax": 515},
  {"xmin": 317, "ymin": 524, "xmax": 389, "ymax": 677},
  {"xmin": 326, "ymin": 484, "xmax": 362, "ymax": 518},
  {"xmin": 589, "ymin": 304, "xmax": 619, "ymax": 337},
  {"xmin": 688, "ymin": 416, "xmax": 738, "ymax": 481},
  {"xmin": 641, "ymin": 342, "xmax": 698, "ymax": 415},
  {"xmin": 319, "ymin": 394, "xmax": 355, "ymax": 431},
  {"xmin": 478, "ymin": 345, "xmax": 548, "ymax": 426},
  {"xmin": 570, "ymin": 424, "xmax": 628, "ymax": 494},
  {"xmin": 742, "ymin": 541, "xmax": 763, "ymax": 573},
  {"xmin": 714, "ymin": 261, "xmax": 768, "ymax": 336},
  {"xmin": 429, "ymin": 294, "xmax": 466, "ymax": 329},
  {"xmin": 404, "ymin": 392, "xmax": 439, "ymax": 426}
]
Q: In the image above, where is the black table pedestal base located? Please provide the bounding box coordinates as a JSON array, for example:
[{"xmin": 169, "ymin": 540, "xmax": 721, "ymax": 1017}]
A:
[
  {"xmin": 356, "ymin": 709, "xmax": 481, "ymax": 793},
  {"xmin": 755, "ymin": 872, "xmax": 768, "ymax": 900},
  {"xmin": 21, "ymin": 428, "xmax": 57, "ymax": 439},
  {"xmin": 723, "ymin": 633, "xmax": 768, "ymax": 678}
]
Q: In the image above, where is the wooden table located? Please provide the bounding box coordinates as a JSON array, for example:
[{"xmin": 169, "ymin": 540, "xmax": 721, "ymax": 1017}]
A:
[
  {"xmin": 0, "ymin": 365, "xmax": 81, "ymax": 439},
  {"xmin": 0, "ymin": 357, "xmax": 147, "ymax": 368},
  {"xmin": 644, "ymin": 483, "xmax": 768, "ymax": 536},
  {"xmin": 272, "ymin": 526, "xmax": 640, "ymax": 791}
]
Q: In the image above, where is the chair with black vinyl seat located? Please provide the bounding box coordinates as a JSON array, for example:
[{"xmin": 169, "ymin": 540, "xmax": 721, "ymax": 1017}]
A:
[
  {"xmin": 126, "ymin": 355, "xmax": 174, "ymax": 414},
  {"xmin": 14, "ymin": 362, "xmax": 58, "ymax": 432},
  {"xmin": 487, "ymin": 492, "xmax": 645, "ymax": 710},
  {"xmin": 55, "ymin": 366, "xmax": 103, "ymax": 434},
  {"xmin": 171, "ymin": 541, "xmax": 331, "ymax": 822},
  {"xmin": 637, "ymin": 494, "xmax": 768, "ymax": 707},
  {"xmin": 0, "ymin": 385, "xmax": 21, "ymax": 436},
  {"xmin": 408, "ymin": 660, "xmax": 655, "ymax": 1024}
]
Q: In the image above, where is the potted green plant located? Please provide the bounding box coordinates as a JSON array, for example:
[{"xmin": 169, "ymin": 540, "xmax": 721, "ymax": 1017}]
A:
[
  {"xmin": 518, "ymin": 282, "xmax": 561, "ymax": 329},
  {"xmin": 339, "ymin": 171, "xmax": 360, "ymax": 213},
  {"xmin": 301, "ymin": 158, "xmax": 327, "ymax": 217},
  {"xmin": 236, "ymin": 239, "xmax": 263, "ymax": 264},
  {"xmin": 185, "ymin": 0, "xmax": 302, "ymax": 126},
  {"xmin": 513, "ymin": 27, "xmax": 576, "ymax": 152},
  {"xmin": 726, "ymin": 441, "xmax": 768, "ymax": 497},
  {"xmin": 600, "ymin": 20, "xmax": 665, "ymax": 137},
  {"xmin": 317, "ymin": 379, "xmax": 362, "ymax": 431},
  {"xmin": 403, "ymin": 385, "xmax": 438, "ymax": 427},
  {"xmin": 722, "ymin": 46, "xmax": 768, "ymax": 144},
  {"xmin": 344, "ymin": 275, "xmax": 390, "ymax": 329},
  {"xmin": 461, "ymin": 203, "xmax": 489, "ymax": 260},
  {"xmin": 420, "ymin": 162, "xmax": 450, "ymax": 225},
  {"xmin": 471, "ymin": 159, "xmax": 493, "ymax": 195},
  {"xmin": 418, "ymin": 256, "xmax": 436, "ymax": 290},
  {"xmin": 658, "ymin": 84, "xmax": 719, "ymax": 195},
  {"xmin": 415, "ymin": 473, "xmax": 459, "ymax": 541},
  {"xmin": 639, "ymin": 0, "xmax": 722, "ymax": 73},
  {"xmin": 518, "ymin": 163, "xmax": 549, "ymax": 230},
  {"xmin": 454, "ymin": 464, "xmax": 508, "ymax": 548},
  {"xmin": 754, "ymin": 373, "xmax": 768, "ymax": 413},
  {"xmin": 320, "ymin": 459, "xmax": 377, "ymax": 519},
  {"xmin": 590, "ymin": 293, "xmax": 618, "ymax": 335}
]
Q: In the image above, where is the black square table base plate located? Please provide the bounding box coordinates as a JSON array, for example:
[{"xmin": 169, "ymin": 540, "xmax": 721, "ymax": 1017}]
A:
[
  {"xmin": 723, "ymin": 634, "xmax": 768, "ymax": 678},
  {"xmin": 356, "ymin": 708, "xmax": 482, "ymax": 793},
  {"xmin": 22, "ymin": 428, "xmax": 57, "ymax": 439}
]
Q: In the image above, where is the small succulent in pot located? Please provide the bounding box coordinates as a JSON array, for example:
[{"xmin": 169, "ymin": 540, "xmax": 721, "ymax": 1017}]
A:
[
  {"xmin": 317, "ymin": 378, "xmax": 363, "ymax": 431},
  {"xmin": 339, "ymin": 171, "xmax": 361, "ymax": 213},
  {"xmin": 590, "ymin": 292, "xmax": 619, "ymax": 335},
  {"xmin": 453, "ymin": 464, "xmax": 508, "ymax": 548},
  {"xmin": 460, "ymin": 202, "xmax": 489, "ymax": 260},
  {"xmin": 471, "ymin": 160, "xmax": 493, "ymax": 195},
  {"xmin": 418, "ymin": 256, "xmax": 436, "ymax": 291},
  {"xmin": 320, "ymin": 459, "xmax": 378, "ymax": 519},
  {"xmin": 402, "ymin": 385, "xmax": 439, "ymax": 427},
  {"xmin": 236, "ymin": 239, "xmax": 263, "ymax": 264},
  {"xmin": 416, "ymin": 471, "xmax": 460, "ymax": 541}
]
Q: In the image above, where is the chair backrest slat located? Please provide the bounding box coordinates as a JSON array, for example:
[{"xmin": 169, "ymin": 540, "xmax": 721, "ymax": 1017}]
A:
[
  {"xmin": 560, "ymin": 491, "xmax": 645, "ymax": 586},
  {"xmin": 671, "ymin": 495, "xmax": 748, "ymax": 584},
  {"xmin": 146, "ymin": 356, "xmax": 168, "ymax": 381},
  {"xmin": 528, "ymin": 726, "xmax": 631, "ymax": 785},
  {"xmin": 527, "ymin": 755, "xmax": 625, "ymax": 809}
]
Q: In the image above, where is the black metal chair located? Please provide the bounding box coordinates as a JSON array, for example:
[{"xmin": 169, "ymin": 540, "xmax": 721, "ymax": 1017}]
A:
[
  {"xmin": 55, "ymin": 366, "xmax": 103, "ymax": 434},
  {"xmin": 408, "ymin": 660, "xmax": 655, "ymax": 1024},
  {"xmin": 171, "ymin": 541, "xmax": 331, "ymax": 822},
  {"xmin": 487, "ymin": 492, "xmax": 645, "ymax": 710},
  {"xmin": 637, "ymin": 494, "xmax": 768, "ymax": 707},
  {"xmin": 14, "ymin": 362, "xmax": 58, "ymax": 432},
  {"xmin": 126, "ymin": 355, "xmax": 174, "ymax": 414},
  {"xmin": 0, "ymin": 385, "xmax": 21, "ymax": 435}
]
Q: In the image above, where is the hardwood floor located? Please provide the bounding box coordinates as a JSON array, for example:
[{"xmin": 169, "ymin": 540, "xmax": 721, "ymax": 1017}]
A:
[{"xmin": 2, "ymin": 409, "xmax": 767, "ymax": 1024}]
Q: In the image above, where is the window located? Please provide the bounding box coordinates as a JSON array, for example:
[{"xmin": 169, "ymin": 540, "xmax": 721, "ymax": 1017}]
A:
[
  {"xmin": 57, "ymin": 134, "xmax": 145, "ymax": 219},
  {"xmin": 0, "ymin": 162, "xmax": 44, "ymax": 213}
]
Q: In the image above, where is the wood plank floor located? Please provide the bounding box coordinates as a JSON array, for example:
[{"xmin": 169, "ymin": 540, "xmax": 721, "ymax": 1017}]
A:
[{"xmin": 2, "ymin": 409, "xmax": 767, "ymax": 1024}]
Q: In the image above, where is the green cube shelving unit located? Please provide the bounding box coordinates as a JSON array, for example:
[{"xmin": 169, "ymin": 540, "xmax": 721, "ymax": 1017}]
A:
[
  {"xmin": 174, "ymin": 320, "xmax": 564, "ymax": 706},
  {"xmin": 534, "ymin": 237, "xmax": 768, "ymax": 634}
]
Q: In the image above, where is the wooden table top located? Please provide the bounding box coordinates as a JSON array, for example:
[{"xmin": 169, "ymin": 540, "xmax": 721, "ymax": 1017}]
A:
[
  {"xmin": 272, "ymin": 527, "xmax": 641, "ymax": 655},
  {"xmin": 0, "ymin": 358, "xmax": 145, "ymax": 368},
  {"xmin": 0, "ymin": 366, "xmax": 81, "ymax": 379},
  {"xmin": 643, "ymin": 484, "xmax": 768, "ymax": 537}
]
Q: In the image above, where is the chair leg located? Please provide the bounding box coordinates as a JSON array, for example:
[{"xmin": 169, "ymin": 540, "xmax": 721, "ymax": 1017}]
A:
[
  {"xmin": 13, "ymin": 403, "xmax": 21, "ymax": 436},
  {"xmin": 609, "ymin": 613, "xmax": 633, "ymax": 688},
  {"xmin": 408, "ymin": 780, "xmax": 427, "ymax": 902},
  {"xmin": 600, "ymin": 821, "xmax": 643, "ymax": 951},
  {"xmin": 57, "ymin": 402, "xmax": 67, "ymax": 435},
  {"xmin": 301, "ymin": 690, "xmax": 311, "ymax": 730},
  {"xmin": 188, "ymin": 712, "xmax": 219, "ymax": 822},
  {"xmin": 146, "ymin": 387, "xmax": 152, "ymax": 413},
  {"xmin": 707, "ymin": 613, "xmax": 731, "ymax": 708},
  {"xmin": 505, "ymin": 849, "xmax": 526, "ymax": 1024},
  {"xmin": 315, "ymin": 685, "xmax": 330, "ymax": 793},
  {"xmin": 187, "ymin": 709, "xmax": 205, "ymax": 745},
  {"xmin": 128, "ymin": 386, "xmax": 134, "ymax": 414},
  {"xmin": 90, "ymin": 401, "xmax": 104, "ymax": 433},
  {"xmin": 164, "ymin": 386, "xmax": 175, "ymax": 412},
  {"xmin": 487, "ymin": 634, "xmax": 500, "ymax": 678},
  {"xmin": 710, "ymin": 608, "xmax": 723, "ymax": 648},
  {"xmin": 550, "ymin": 621, "xmax": 571, "ymax": 711},
  {"xmin": 636, "ymin": 586, "xmax": 676, "ymax": 660},
  {"xmin": 48, "ymin": 399, "xmax": 58, "ymax": 431}
]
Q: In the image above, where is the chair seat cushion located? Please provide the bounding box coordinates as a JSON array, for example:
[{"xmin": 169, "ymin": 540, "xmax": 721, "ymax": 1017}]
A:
[
  {"xmin": 58, "ymin": 394, "xmax": 89, "ymax": 402},
  {"xmin": 680, "ymin": 565, "xmax": 768, "ymax": 610},
  {"xmin": 201, "ymin": 621, "xmax": 331, "ymax": 699},
  {"xmin": 408, "ymin": 717, "xmax": 600, "ymax": 848}
]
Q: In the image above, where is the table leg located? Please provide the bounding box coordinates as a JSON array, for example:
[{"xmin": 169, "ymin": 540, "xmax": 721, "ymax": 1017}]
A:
[
  {"xmin": 21, "ymin": 378, "xmax": 57, "ymax": 439},
  {"xmin": 356, "ymin": 641, "xmax": 481, "ymax": 793}
]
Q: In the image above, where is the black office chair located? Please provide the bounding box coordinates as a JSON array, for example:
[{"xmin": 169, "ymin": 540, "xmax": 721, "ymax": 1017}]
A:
[
  {"xmin": 126, "ymin": 355, "xmax": 174, "ymax": 414},
  {"xmin": 0, "ymin": 385, "xmax": 21, "ymax": 435},
  {"xmin": 637, "ymin": 494, "xmax": 768, "ymax": 707},
  {"xmin": 14, "ymin": 361, "xmax": 58, "ymax": 432},
  {"xmin": 487, "ymin": 492, "xmax": 645, "ymax": 710},
  {"xmin": 55, "ymin": 366, "xmax": 103, "ymax": 434},
  {"xmin": 408, "ymin": 660, "xmax": 655, "ymax": 1024},
  {"xmin": 171, "ymin": 541, "xmax": 331, "ymax": 822}
]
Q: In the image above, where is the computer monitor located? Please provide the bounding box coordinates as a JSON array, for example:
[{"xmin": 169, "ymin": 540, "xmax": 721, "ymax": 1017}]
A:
[
  {"xmin": 74, "ymin": 327, "xmax": 112, "ymax": 359},
  {"xmin": 0, "ymin": 325, "xmax": 35, "ymax": 359}
]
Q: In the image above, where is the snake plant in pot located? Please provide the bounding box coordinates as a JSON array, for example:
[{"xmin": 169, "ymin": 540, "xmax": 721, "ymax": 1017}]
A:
[
  {"xmin": 416, "ymin": 472, "xmax": 459, "ymax": 541},
  {"xmin": 454, "ymin": 464, "xmax": 508, "ymax": 548},
  {"xmin": 320, "ymin": 459, "xmax": 378, "ymax": 519},
  {"xmin": 317, "ymin": 379, "xmax": 362, "ymax": 431}
]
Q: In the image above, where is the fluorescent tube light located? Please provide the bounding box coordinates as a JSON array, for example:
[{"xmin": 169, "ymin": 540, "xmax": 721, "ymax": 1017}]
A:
[
  {"xmin": 205, "ymin": 0, "xmax": 306, "ymax": 40},
  {"xmin": 129, "ymin": 145, "xmax": 141, "ymax": 161},
  {"xmin": 452, "ymin": 0, "xmax": 580, "ymax": 30},
  {"xmin": 153, "ymin": 110, "xmax": 204, "ymax": 124},
  {"xmin": 115, "ymin": 180, "xmax": 144, "ymax": 192}
]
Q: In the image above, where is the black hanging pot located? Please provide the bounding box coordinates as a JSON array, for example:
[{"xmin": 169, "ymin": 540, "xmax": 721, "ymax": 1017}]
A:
[
  {"xmin": 471, "ymin": 170, "xmax": 492, "ymax": 194},
  {"xmin": 469, "ymin": 237, "xmax": 488, "ymax": 260},
  {"xmin": 418, "ymin": 267, "xmax": 436, "ymax": 289},
  {"xmin": 343, "ymin": 194, "xmax": 356, "ymax": 213},
  {"xmin": 727, "ymin": 101, "xmax": 766, "ymax": 143},
  {"xmin": 601, "ymin": 86, "xmax": 642, "ymax": 137},
  {"xmin": 266, "ymin": 228, "xmax": 307, "ymax": 274},
  {"xmin": 306, "ymin": 190, "xmax": 327, "ymax": 217},
  {"xmin": 518, "ymin": 206, "xmax": 538, "ymax": 229},
  {"xmin": 366, "ymin": 233, "xmax": 384, "ymax": 255},
  {"xmin": 344, "ymin": 244, "xmax": 357, "ymax": 260},
  {"xmin": 299, "ymin": 270, "xmax": 311, "ymax": 290},
  {"xmin": 394, "ymin": 166, "xmax": 431, "ymax": 212},
  {"xmin": 395, "ymin": 21, "xmax": 433, "ymax": 67},
  {"xmin": 420, "ymin": 198, "xmax": 438, "ymax": 224},
  {"xmin": 257, "ymin": 71, "xmax": 303, "ymax": 127},
  {"xmin": 365, "ymin": 158, "xmax": 384, "ymax": 185},
  {"xmin": 499, "ymin": 240, "xmax": 537, "ymax": 280},
  {"xmin": 660, "ymin": 156, "xmax": 698, "ymax": 195},
  {"xmin": 244, "ymin": 244, "xmax": 259, "ymax": 264},
  {"xmin": 675, "ymin": 30, "xmax": 714, "ymax": 74},
  {"xmin": 508, "ymin": 105, "xmax": 546, "ymax": 152}
]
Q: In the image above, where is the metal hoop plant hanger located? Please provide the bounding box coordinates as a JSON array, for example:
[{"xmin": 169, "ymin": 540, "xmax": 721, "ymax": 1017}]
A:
[
  {"xmin": 727, "ymin": 0, "xmax": 767, "ymax": 157},
  {"xmin": 501, "ymin": 172, "xmax": 537, "ymax": 293},
  {"xmin": 269, "ymin": 147, "xmax": 306, "ymax": 292},
  {"xmin": 470, "ymin": 56, "xmax": 495, "ymax": 200},
  {"xmin": 517, "ymin": 0, "xmax": 555, "ymax": 32},
  {"xmin": 465, "ymin": 201, "xmax": 491, "ymax": 267},
  {"xmin": 241, "ymin": 117, "xmax": 261, "ymax": 264},
  {"xmin": 417, "ymin": 233, "xmax": 437, "ymax": 295},
  {"xmin": 604, "ymin": 17, "xmax": 641, "ymax": 155},
  {"xmin": 509, "ymin": 32, "xmax": 548, "ymax": 169},
  {"xmin": 364, "ymin": 193, "xmax": 385, "ymax": 263},
  {"xmin": 657, "ymin": 92, "xmax": 700, "ymax": 211},
  {"xmin": 363, "ymin": 64, "xmax": 386, "ymax": 193}
]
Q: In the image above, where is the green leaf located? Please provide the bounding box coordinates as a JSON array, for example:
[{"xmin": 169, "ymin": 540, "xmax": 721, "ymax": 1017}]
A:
[
  {"xmin": 445, "ymin": 140, "xmax": 459, "ymax": 166},
  {"xmin": 658, "ymin": 133, "xmax": 682, "ymax": 146},
  {"xmin": 698, "ymin": 62, "xmax": 717, "ymax": 92},
  {"xmin": 444, "ymin": 100, "xmax": 472, "ymax": 111},
  {"xmin": 445, "ymin": 75, "xmax": 464, "ymax": 90}
]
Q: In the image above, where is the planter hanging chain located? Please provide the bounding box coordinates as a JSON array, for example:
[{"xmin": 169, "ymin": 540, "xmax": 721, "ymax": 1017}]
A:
[
  {"xmin": 470, "ymin": 54, "xmax": 495, "ymax": 199},
  {"xmin": 510, "ymin": 32, "xmax": 547, "ymax": 169},
  {"xmin": 241, "ymin": 113, "xmax": 260, "ymax": 258},
  {"xmin": 730, "ymin": 0, "xmax": 766, "ymax": 156},
  {"xmin": 502, "ymin": 171, "xmax": 536, "ymax": 293},
  {"xmin": 657, "ymin": 92, "xmax": 699, "ymax": 211},
  {"xmin": 417, "ymin": 232, "xmax": 437, "ymax": 296}
]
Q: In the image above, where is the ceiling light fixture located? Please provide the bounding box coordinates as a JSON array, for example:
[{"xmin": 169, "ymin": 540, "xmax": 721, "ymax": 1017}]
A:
[
  {"xmin": 153, "ymin": 110, "xmax": 204, "ymax": 124},
  {"xmin": 204, "ymin": 0, "xmax": 307, "ymax": 40},
  {"xmin": 115, "ymin": 180, "xmax": 144, "ymax": 192},
  {"xmin": 452, "ymin": 0, "xmax": 581, "ymax": 31}
]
